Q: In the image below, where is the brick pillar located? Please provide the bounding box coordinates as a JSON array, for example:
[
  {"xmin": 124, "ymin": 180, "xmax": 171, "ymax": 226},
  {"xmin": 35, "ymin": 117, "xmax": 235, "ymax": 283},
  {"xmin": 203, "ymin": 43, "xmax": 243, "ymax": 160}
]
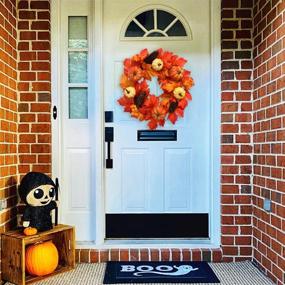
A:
[
  {"xmin": 0, "ymin": 0, "xmax": 18, "ymax": 232},
  {"xmin": 252, "ymin": 0, "xmax": 285, "ymax": 284},
  {"xmin": 0, "ymin": 0, "xmax": 19, "ymax": 281},
  {"xmin": 221, "ymin": 0, "xmax": 254, "ymax": 261},
  {"xmin": 18, "ymin": 0, "xmax": 51, "ymax": 176}
]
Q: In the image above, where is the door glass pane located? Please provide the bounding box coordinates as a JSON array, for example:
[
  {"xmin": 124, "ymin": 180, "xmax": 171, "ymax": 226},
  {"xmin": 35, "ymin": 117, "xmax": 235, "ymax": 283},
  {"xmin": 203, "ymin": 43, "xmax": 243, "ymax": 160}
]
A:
[
  {"xmin": 166, "ymin": 20, "xmax": 187, "ymax": 36},
  {"xmin": 157, "ymin": 10, "xmax": 176, "ymax": 30},
  {"xmin": 69, "ymin": 88, "xmax": 88, "ymax": 119},
  {"xmin": 68, "ymin": 52, "xmax": 88, "ymax": 83},
  {"xmin": 68, "ymin": 16, "xmax": 88, "ymax": 48},
  {"xmin": 125, "ymin": 21, "xmax": 145, "ymax": 37},
  {"xmin": 135, "ymin": 10, "xmax": 154, "ymax": 31}
]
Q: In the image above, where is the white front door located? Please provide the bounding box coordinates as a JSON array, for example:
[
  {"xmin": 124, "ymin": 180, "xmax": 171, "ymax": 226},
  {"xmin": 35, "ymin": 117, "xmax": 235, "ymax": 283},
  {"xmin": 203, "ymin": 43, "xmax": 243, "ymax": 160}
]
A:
[{"xmin": 104, "ymin": 0, "xmax": 212, "ymax": 236}]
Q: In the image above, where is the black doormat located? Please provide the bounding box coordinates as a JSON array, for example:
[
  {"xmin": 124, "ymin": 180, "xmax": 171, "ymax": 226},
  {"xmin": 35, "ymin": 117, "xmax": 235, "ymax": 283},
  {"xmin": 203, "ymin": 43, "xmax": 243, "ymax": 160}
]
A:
[{"xmin": 103, "ymin": 261, "xmax": 220, "ymax": 284}]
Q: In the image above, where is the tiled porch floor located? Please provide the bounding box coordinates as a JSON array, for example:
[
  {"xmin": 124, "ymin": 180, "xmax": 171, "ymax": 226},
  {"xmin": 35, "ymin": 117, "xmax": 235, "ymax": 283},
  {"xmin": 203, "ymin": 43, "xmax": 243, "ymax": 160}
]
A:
[{"xmin": 6, "ymin": 261, "xmax": 274, "ymax": 285}]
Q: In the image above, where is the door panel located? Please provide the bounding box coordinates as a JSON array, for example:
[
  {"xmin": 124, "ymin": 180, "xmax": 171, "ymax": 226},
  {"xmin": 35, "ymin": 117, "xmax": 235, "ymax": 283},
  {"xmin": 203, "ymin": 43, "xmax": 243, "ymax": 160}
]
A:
[
  {"xmin": 122, "ymin": 149, "xmax": 149, "ymax": 211},
  {"xmin": 104, "ymin": 0, "xmax": 211, "ymax": 218},
  {"xmin": 164, "ymin": 148, "xmax": 192, "ymax": 211},
  {"xmin": 69, "ymin": 149, "xmax": 91, "ymax": 209}
]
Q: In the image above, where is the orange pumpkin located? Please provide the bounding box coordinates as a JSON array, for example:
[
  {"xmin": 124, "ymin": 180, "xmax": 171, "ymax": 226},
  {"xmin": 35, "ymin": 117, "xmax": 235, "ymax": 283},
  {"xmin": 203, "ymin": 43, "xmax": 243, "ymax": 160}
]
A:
[
  {"xmin": 25, "ymin": 241, "xmax": 59, "ymax": 276},
  {"xmin": 23, "ymin": 227, "xmax": 38, "ymax": 236},
  {"xmin": 169, "ymin": 66, "xmax": 184, "ymax": 81}
]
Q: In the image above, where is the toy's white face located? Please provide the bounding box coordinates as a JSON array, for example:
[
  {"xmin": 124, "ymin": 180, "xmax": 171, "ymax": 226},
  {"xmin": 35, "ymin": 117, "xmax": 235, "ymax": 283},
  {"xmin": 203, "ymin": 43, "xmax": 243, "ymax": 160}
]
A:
[{"xmin": 26, "ymin": 184, "xmax": 55, "ymax": 207}]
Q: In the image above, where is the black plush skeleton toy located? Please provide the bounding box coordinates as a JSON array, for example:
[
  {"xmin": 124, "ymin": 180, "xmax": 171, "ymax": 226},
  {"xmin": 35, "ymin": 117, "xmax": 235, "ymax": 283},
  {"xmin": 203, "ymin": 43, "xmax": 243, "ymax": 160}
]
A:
[{"xmin": 19, "ymin": 172, "xmax": 59, "ymax": 234}]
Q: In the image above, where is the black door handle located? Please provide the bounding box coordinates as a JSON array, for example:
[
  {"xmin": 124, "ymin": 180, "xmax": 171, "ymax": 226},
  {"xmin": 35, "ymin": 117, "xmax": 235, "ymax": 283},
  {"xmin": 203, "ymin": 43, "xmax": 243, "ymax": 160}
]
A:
[{"xmin": 105, "ymin": 127, "xmax": 114, "ymax": 169}]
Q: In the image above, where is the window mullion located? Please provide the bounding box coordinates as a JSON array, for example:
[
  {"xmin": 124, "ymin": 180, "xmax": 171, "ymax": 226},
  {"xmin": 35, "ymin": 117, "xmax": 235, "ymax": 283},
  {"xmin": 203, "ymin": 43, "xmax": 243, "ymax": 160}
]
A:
[
  {"xmin": 133, "ymin": 18, "xmax": 148, "ymax": 34},
  {"xmin": 154, "ymin": 9, "xmax": 157, "ymax": 30},
  {"xmin": 164, "ymin": 18, "xmax": 179, "ymax": 34}
]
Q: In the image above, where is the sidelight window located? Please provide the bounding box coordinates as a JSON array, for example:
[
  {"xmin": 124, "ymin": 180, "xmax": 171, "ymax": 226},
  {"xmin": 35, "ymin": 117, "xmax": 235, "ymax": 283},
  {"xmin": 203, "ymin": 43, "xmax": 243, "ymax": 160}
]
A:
[{"xmin": 68, "ymin": 16, "xmax": 89, "ymax": 119}]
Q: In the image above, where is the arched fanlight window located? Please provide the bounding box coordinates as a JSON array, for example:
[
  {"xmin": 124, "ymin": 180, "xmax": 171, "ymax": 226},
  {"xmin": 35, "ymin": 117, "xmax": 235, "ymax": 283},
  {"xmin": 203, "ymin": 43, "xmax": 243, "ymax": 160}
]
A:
[{"xmin": 121, "ymin": 7, "xmax": 192, "ymax": 40}]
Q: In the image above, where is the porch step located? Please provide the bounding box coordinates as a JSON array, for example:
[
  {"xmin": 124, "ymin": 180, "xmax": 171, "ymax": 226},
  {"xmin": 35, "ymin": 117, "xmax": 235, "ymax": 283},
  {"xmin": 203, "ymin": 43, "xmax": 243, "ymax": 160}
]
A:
[{"xmin": 76, "ymin": 248, "xmax": 223, "ymax": 263}]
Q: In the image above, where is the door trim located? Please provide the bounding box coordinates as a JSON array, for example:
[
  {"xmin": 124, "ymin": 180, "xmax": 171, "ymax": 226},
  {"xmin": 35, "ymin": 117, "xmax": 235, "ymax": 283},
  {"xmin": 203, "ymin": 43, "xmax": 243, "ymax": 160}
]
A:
[
  {"xmin": 209, "ymin": 0, "xmax": 221, "ymax": 247},
  {"xmin": 51, "ymin": 0, "xmax": 221, "ymax": 246},
  {"xmin": 51, "ymin": 0, "xmax": 61, "ymax": 217}
]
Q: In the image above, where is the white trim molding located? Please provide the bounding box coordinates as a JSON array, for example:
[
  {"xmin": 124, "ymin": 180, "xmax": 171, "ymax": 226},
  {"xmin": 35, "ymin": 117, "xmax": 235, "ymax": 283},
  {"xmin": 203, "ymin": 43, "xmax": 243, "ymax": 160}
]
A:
[
  {"xmin": 209, "ymin": 0, "xmax": 222, "ymax": 247},
  {"xmin": 51, "ymin": 0, "xmax": 61, "ymax": 209}
]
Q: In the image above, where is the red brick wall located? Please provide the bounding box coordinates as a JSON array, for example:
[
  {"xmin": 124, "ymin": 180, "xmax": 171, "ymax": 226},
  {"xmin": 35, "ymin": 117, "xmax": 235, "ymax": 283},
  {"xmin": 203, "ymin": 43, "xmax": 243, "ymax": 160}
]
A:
[
  {"xmin": 252, "ymin": 0, "xmax": 285, "ymax": 284},
  {"xmin": 0, "ymin": 0, "xmax": 18, "ymax": 232},
  {"xmin": 18, "ymin": 0, "xmax": 51, "ymax": 176},
  {"xmin": 221, "ymin": 0, "xmax": 254, "ymax": 262}
]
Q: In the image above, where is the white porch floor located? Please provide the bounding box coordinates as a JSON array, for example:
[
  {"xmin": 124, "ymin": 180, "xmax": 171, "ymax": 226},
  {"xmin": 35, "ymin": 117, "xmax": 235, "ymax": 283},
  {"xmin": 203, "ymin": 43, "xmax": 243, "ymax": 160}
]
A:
[{"xmin": 6, "ymin": 261, "xmax": 275, "ymax": 285}]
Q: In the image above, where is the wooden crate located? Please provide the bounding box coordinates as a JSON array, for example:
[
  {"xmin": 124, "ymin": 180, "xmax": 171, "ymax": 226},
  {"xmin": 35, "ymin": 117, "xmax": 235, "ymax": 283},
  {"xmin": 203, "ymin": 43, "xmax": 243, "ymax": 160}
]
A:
[{"xmin": 1, "ymin": 224, "xmax": 75, "ymax": 285}]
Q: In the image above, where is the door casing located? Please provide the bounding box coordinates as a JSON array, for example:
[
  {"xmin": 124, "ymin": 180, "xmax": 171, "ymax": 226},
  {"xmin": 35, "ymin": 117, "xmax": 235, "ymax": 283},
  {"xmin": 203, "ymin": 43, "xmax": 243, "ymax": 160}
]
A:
[{"xmin": 51, "ymin": 0, "xmax": 221, "ymax": 247}]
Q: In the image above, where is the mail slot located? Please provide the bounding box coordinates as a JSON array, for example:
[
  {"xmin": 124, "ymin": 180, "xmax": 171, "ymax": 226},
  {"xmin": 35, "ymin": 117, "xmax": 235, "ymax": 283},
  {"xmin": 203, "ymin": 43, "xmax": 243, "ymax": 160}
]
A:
[{"xmin": 137, "ymin": 130, "xmax": 177, "ymax": 141}]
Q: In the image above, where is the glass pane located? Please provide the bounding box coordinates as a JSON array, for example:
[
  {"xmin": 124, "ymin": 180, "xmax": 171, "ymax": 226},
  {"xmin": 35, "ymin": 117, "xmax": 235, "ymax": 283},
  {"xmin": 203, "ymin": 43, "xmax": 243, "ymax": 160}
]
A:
[
  {"xmin": 68, "ymin": 52, "xmax": 88, "ymax": 83},
  {"xmin": 167, "ymin": 20, "xmax": 187, "ymax": 36},
  {"xmin": 69, "ymin": 88, "xmax": 88, "ymax": 119},
  {"xmin": 68, "ymin": 16, "xmax": 88, "ymax": 48},
  {"xmin": 125, "ymin": 21, "xmax": 145, "ymax": 37},
  {"xmin": 157, "ymin": 10, "xmax": 176, "ymax": 30},
  {"xmin": 136, "ymin": 10, "xmax": 154, "ymax": 31},
  {"xmin": 147, "ymin": 32, "xmax": 165, "ymax": 37}
]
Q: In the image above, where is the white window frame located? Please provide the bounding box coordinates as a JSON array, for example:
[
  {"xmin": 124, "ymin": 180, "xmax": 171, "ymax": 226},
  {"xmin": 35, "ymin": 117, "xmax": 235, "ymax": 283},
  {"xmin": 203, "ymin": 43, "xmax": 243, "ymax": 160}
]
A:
[{"xmin": 120, "ymin": 4, "xmax": 193, "ymax": 41}]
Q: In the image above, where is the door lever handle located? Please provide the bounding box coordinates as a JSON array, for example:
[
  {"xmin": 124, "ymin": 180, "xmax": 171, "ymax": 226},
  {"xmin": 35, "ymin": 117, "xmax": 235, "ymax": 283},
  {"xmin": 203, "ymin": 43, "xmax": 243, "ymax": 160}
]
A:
[{"xmin": 105, "ymin": 127, "xmax": 114, "ymax": 169}]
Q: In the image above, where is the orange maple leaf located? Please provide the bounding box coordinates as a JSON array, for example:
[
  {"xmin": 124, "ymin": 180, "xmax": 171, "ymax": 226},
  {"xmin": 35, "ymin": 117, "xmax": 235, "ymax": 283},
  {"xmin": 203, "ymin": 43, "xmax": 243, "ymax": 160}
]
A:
[
  {"xmin": 160, "ymin": 97, "xmax": 170, "ymax": 108},
  {"xmin": 175, "ymin": 108, "xmax": 184, "ymax": 118},
  {"xmin": 178, "ymin": 98, "xmax": 188, "ymax": 109},
  {"xmin": 142, "ymin": 62, "xmax": 158, "ymax": 79},
  {"xmin": 186, "ymin": 92, "xmax": 192, "ymax": 101},
  {"xmin": 123, "ymin": 58, "xmax": 133, "ymax": 69},
  {"xmin": 168, "ymin": 113, "xmax": 178, "ymax": 124},
  {"xmin": 173, "ymin": 56, "xmax": 187, "ymax": 67},
  {"xmin": 117, "ymin": 96, "xmax": 131, "ymax": 106},
  {"xmin": 152, "ymin": 106, "xmax": 167, "ymax": 121},
  {"xmin": 144, "ymin": 95, "xmax": 158, "ymax": 108},
  {"xmin": 148, "ymin": 119, "xmax": 158, "ymax": 130},
  {"xmin": 135, "ymin": 80, "xmax": 149, "ymax": 93},
  {"xmin": 161, "ymin": 81, "xmax": 177, "ymax": 93},
  {"xmin": 182, "ymin": 76, "xmax": 194, "ymax": 90},
  {"xmin": 125, "ymin": 66, "xmax": 144, "ymax": 81},
  {"xmin": 132, "ymin": 48, "xmax": 149, "ymax": 62},
  {"xmin": 120, "ymin": 74, "xmax": 134, "ymax": 89}
]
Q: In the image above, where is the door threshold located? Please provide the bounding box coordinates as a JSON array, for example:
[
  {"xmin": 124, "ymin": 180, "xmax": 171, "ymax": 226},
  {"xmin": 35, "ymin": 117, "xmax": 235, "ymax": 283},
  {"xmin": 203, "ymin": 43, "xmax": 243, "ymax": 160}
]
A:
[{"xmin": 76, "ymin": 238, "xmax": 218, "ymax": 249}]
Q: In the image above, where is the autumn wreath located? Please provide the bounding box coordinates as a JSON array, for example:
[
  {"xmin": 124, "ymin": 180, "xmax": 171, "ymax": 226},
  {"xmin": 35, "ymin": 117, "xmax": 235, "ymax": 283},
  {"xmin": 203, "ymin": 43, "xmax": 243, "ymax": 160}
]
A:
[{"xmin": 117, "ymin": 48, "xmax": 194, "ymax": 129}]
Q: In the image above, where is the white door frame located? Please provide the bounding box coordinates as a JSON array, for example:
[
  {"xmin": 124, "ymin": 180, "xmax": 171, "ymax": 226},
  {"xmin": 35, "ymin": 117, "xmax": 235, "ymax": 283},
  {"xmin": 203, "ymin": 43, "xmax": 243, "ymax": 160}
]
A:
[{"xmin": 51, "ymin": 0, "xmax": 221, "ymax": 247}]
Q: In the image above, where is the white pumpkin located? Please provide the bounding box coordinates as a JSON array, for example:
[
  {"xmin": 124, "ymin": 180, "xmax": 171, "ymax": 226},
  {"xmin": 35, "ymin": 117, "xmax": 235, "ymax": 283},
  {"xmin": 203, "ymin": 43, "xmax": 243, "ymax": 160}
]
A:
[
  {"xmin": 124, "ymin": 86, "xmax": 136, "ymax": 98},
  {"xmin": 151, "ymin": 58, "xmax": 164, "ymax": 71},
  {"xmin": 173, "ymin": 87, "xmax": 186, "ymax": 100}
]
